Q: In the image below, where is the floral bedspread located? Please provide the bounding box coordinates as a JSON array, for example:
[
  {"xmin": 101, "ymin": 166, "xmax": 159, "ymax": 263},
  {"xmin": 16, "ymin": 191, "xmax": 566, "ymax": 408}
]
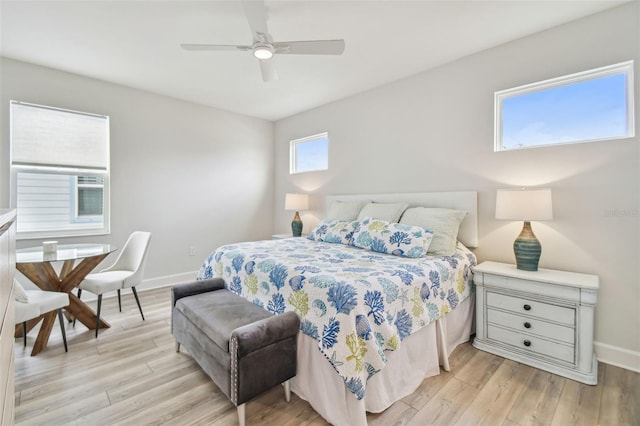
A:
[{"xmin": 197, "ymin": 238, "xmax": 476, "ymax": 399}]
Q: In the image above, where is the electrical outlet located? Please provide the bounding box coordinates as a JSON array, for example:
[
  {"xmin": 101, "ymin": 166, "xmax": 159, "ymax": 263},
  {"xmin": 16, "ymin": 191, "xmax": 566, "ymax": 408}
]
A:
[{"xmin": 188, "ymin": 246, "xmax": 196, "ymax": 256}]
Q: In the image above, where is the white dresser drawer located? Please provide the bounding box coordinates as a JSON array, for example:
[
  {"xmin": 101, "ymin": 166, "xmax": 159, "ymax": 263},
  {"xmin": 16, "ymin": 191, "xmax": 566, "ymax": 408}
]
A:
[
  {"xmin": 487, "ymin": 308, "xmax": 575, "ymax": 344},
  {"xmin": 487, "ymin": 324, "xmax": 575, "ymax": 364},
  {"xmin": 486, "ymin": 291, "xmax": 575, "ymax": 326}
]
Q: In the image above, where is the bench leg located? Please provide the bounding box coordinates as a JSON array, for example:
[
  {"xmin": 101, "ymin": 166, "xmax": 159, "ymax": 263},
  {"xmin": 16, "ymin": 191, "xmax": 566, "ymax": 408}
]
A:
[
  {"xmin": 284, "ymin": 380, "xmax": 291, "ymax": 402},
  {"xmin": 237, "ymin": 403, "xmax": 245, "ymax": 426},
  {"xmin": 175, "ymin": 340, "xmax": 180, "ymax": 352}
]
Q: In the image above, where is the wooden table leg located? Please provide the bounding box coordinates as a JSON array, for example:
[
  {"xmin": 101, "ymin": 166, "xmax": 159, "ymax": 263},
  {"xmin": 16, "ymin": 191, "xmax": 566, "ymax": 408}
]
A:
[
  {"xmin": 67, "ymin": 293, "xmax": 110, "ymax": 330},
  {"xmin": 30, "ymin": 311, "xmax": 57, "ymax": 356},
  {"xmin": 14, "ymin": 316, "xmax": 43, "ymax": 338},
  {"xmin": 16, "ymin": 253, "xmax": 112, "ymax": 333}
]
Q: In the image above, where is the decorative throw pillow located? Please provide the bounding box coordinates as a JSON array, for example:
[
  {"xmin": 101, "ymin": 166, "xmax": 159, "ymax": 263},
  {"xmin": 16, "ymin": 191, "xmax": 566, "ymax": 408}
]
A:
[
  {"xmin": 307, "ymin": 219, "xmax": 358, "ymax": 245},
  {"xmin": 399, "ymin": 207, "xmax": 467, "ymax": 256},
  {"xmin": 14, "ymin": 279, "xmax": 29, "ymax": 303},
  {"xmin": 357, "ymin": 202, "xmax": 409, "ymax": 223},
  {"xmin": 351, "ymin": 217, "xmax": 433, "ymax": 258},
  {"xmin": 326, "ymin": 201, "xmax": 364, "ymax": 221}
]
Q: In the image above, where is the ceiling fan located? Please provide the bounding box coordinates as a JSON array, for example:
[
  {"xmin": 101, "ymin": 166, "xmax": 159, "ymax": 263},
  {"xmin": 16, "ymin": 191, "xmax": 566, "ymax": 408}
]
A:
[{"xmin": 181, "ymin": 0, "xmax": 345, "ymax": 82}]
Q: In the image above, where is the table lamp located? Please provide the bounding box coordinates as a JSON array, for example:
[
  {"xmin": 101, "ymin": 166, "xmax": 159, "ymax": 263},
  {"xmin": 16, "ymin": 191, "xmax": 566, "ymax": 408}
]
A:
[
  {"xmin": 285, "ymin": 193, "xmax": 309, "ymax": 237},
  {"xmin": 495, "ymin": 188, "xmax": 553, "ymax": 271}
]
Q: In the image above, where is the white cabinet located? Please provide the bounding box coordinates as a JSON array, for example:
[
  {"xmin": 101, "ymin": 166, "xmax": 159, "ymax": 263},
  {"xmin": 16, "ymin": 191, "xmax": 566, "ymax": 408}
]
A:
[
  {"xmin": 0, "ymin": 209, "xmax": 16, "ymax": 425},
  {"xmin": 473, "ymin": 261, "xmax": 599, "ymax": 385}
]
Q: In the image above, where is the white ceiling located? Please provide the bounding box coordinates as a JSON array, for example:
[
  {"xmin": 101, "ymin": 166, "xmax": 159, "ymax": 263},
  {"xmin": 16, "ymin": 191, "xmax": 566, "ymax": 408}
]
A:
[{"xmin": 0, "ymin": 1, "xmax": 627, "ymax": 121}]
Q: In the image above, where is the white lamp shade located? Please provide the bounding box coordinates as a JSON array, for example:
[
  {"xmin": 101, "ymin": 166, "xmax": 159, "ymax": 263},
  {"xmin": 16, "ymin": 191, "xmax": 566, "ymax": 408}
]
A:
[
  {"xmin": 495, "ymin": 188, "xmax": 553, "ymax": 221},
  {"xmin": 285, "ymin": 193, "xmax": 309, "ymax": 211}
]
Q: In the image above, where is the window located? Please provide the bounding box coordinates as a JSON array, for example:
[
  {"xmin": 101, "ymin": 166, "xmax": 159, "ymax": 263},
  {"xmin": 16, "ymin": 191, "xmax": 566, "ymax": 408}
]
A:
[
  {"xmin": 290, "ymin": 132, "xmax": 329, "ymax": 174},
  {"xmin": 10, "ymin": 101, "xmax": 110, "ymax": 239},
  {"xmin": 73, "ymin": 176, "xmax": 105, "ymax": 221},
  {"xmin": 495, "ymin": 61, "xmax": 635, "ymax": 151}
]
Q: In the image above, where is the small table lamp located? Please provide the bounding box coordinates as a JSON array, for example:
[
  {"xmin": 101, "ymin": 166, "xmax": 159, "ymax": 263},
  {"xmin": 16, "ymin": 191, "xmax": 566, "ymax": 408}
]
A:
[
  {"xmin": 285, "ymin": 193, "xmax": 309, "ymax": 237},
  {"xmin": 495, "ymin": 188, "xmax": 553, "ymax": 271}
]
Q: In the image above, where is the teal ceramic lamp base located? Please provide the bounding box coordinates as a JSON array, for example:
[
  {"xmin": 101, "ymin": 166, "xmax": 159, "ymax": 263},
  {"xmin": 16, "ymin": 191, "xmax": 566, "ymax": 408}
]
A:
[
  {"xmin": 514, "ymin": 221, "xmax": 541, "ymax": 271},
  {"xmin": 291, "ymin": 211, "xmax": 303, "ymax": 237}
]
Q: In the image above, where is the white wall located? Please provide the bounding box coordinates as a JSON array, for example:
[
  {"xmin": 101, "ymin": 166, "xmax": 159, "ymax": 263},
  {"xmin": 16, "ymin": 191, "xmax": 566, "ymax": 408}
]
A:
[
  {"xmin": 274, "ymin": 3, "xmax": 639, "ymax": 368},
  {"xmin": 1, "ymin": 58, "xmax": 274, "ymax": 281}
]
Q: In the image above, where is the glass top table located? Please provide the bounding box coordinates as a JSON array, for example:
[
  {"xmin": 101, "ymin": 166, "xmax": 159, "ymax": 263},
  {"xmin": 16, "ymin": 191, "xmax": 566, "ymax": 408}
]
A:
[
  {"xmin": 15, "ymin": 243, "xmax": 117, "ymax": 342},
  {"xmin": 16, "ymin": 243, "xmax": 115, "ymax": 264}
]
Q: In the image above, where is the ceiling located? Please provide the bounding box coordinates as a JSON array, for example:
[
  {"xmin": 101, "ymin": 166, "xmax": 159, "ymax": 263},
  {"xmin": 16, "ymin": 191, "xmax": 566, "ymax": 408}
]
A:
[{"xmin": 0, "ymin": 1, "xmax": 627, "ymax": 121}]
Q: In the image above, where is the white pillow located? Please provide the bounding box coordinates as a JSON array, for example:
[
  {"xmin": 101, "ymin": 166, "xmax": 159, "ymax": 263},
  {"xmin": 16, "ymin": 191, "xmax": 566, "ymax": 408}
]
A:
[
  {"xmin": 326, "ymin": 201, "xmax": 364, "ymax": 221},
  {"xmin": 14, "ymin": 279, "xmax": 29, "ymax": 303},
  {"xmin": 357, "ymin": 202, "xmax": 409, "ymax": 223},
  {"xmin": 399, "ymin": 207, "xmax": 467, "ymax": 256}
]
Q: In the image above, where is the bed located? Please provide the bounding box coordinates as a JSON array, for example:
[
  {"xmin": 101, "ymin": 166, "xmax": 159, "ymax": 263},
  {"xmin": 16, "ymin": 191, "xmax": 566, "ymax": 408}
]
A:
[{"xmin": 197, "ymin": 191, "xmax": 478, "ymax": 425}]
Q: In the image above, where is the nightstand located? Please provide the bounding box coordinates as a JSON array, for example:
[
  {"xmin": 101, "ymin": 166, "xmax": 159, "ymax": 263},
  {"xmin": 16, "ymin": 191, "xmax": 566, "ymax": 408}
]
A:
[
  {"xmin": 472, "ymin": 261, "xmax": 599, "ymax": 384},
  {"xmin": 271, "ymin": 234, "xmax": 305, "ymax": 240}
]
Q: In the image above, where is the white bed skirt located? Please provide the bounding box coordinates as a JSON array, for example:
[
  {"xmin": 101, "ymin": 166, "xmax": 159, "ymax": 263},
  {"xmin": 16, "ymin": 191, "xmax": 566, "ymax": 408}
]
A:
[{"xmin": 290, "ymin": 294, "xmax": 475, "ymax": 426}]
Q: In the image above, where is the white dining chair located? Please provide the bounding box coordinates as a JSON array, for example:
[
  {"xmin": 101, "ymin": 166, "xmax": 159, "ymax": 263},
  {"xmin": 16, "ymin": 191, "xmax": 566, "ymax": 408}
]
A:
[
  {"xmin": 14, "ymin": 284, "xmax": 70, "ymax": 356},
  {"xmin": 77, "ymin": 231, "xmax": 151, "ymax": 337}
]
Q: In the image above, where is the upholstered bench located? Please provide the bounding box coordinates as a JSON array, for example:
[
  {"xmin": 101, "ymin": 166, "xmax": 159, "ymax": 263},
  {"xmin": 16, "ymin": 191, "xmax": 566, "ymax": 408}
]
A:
[{"xmin": 171, "ymin": 278, "xmax": 299, "ymax": 426}]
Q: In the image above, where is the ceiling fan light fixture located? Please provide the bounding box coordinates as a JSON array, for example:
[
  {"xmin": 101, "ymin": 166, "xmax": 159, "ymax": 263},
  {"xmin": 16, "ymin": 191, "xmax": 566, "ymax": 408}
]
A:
[{"xmin": 253, "ymin": 44, "xmax": 274, "ymax": 60}]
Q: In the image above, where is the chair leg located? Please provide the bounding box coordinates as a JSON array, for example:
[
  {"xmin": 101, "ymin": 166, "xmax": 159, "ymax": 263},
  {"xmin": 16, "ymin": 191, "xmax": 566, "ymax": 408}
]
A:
[
  {"xmin": 284, "ymin": 380, "xmax": 291, "ymax": 402},
  {"xmin": 95, "ymin": 294, "xmax": 102, "ymax": 338},
  {"xmin": 23, "ymin": 322, "xmax": 27, "ymax": 347},
  {"xmin": 131, "ymin": 287, "xmax": 145, "ymax": 320},
  {"xmin": 175, "ymin": 341, "xmax": 180, "ymax": 353},
  {"xmin": 117, "ymin": 289, "xmax": 122, "ymax": 312},
  {"xmin": 57, "ymin": 308, "xmax": 68, "ymax": 352},
  {"xmin": 237, "ymin": 403, "xmax": 246, "ymax": 426},
  {"xmin": 73, "ymin": 289, "xmax": 82, "ymax": 327}
]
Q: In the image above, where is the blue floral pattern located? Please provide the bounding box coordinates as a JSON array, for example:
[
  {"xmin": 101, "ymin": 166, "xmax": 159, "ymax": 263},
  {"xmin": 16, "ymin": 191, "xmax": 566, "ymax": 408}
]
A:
[
  {"xmin": 307, "ymin": 219, "xmax": 359, "ymax": 245},
  {"xmin": 351, "ymin": 217, "xmax": 434, "ymax": 258},
  {"xmin": 197, "ymin": 237, "xmax": 475, "ymax": 399}
]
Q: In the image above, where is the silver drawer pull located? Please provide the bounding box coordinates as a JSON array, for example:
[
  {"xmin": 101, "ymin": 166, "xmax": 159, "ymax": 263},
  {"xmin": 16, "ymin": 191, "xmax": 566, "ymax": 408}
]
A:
[
  {"xmin": 523, "ymin": 304, "xmax": 532, "ymax": 311},
  {"xmin": 524, "ymin": 322, "xmax": 531, "ymax": 329},
  {"xmin": 523, "ymin": 339, "xmax": 532, "ymax": 347}
]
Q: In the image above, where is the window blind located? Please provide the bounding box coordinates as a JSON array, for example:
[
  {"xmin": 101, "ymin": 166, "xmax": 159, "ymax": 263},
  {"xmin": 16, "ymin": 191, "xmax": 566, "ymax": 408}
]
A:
[{"xmin": 10, "ymin": 101, "xmax": 109, "ymax": 170}]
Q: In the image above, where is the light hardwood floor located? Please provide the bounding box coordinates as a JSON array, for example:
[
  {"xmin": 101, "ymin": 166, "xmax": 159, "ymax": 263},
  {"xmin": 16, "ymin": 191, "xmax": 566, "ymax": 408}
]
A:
[{"xmin": 14, "ymin": 287, "xmax": 640, "ymax": 426}]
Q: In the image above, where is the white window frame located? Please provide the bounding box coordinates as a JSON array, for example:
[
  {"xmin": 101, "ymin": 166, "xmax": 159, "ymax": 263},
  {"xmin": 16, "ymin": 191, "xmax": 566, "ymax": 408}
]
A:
[
  {"xmin": 10, "ymin": 101, "xmax": 110, "ymax": 240},
  {"xmin": 495, "ymin": 61, "xmax": 635, "ymax": 152},
  {"xmin": 289, "ymin": 132, "xmax": 329, "ymax": 174}
]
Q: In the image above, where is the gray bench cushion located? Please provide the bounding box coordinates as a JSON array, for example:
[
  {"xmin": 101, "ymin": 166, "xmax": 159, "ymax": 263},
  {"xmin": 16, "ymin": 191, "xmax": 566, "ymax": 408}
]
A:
[{"xmin": 174, "ymin": 290, "xmax": 273, "ymax": 352}]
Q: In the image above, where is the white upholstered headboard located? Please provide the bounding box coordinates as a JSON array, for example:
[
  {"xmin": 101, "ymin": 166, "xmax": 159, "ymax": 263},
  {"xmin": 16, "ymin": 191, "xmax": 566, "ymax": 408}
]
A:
[{"xmin": 326, "ymin": 191, "xmax": 478, "ymax": 248}]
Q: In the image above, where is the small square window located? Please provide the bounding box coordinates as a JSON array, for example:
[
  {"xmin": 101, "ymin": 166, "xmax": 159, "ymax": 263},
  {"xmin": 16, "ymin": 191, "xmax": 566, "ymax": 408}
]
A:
[
  {"xmin": 290, "ymin": 132, "xmax": 329, "ymax": 174},
  {"xmin": 495, "ymin": 61, "xmax": 635, "ymax": 151},
  {"xmin": 75, "ymin": 176, "xmax": 105, "ymax": 220}
]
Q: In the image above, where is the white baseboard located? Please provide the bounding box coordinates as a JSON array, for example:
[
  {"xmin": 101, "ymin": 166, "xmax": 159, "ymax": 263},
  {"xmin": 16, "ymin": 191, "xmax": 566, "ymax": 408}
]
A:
[
  {"xmin": 77, "ymin": 271, "xmax": 199, "ymax": 302},
  {"xmin": 595, "ymin": 341, "xmax": 640, "ymax": 373},
  {"xmin": 137, "ymin": 271, "xmax": 199, "ymax": 291}
]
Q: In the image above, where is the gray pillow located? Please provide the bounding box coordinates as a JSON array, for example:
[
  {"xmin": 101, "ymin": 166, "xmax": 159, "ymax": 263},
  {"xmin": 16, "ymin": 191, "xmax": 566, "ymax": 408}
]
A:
[
  {"xmin": 399, "ymin": 207, "xmax": 467, "ymax": 255},
  {"xmin": 357, "ymin": 202, "xmax": 409, "ymax": 223}
]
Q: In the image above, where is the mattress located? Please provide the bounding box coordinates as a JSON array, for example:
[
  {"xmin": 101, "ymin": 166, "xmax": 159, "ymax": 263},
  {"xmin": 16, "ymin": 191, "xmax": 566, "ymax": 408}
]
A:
[{"xmin": 197, "ymin": 237, "xmax": 476, "ymax": 402}]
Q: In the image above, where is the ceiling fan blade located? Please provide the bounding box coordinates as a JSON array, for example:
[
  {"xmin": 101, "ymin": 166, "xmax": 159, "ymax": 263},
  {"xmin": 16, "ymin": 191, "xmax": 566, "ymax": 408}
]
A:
[
  {"xmin": 242, "ymin": 0, "xmax": 269, "ymax": 39},
  {"xmin": 274, "ymin": 39, "xmax": 345, "ymax": 55},
  {"xmin": 259, "ymin": 59, "xmax": 278, "ymax": 82},
  {"xmin": 181, "ymin": 44, "xmax": 251, "ymax": 52}
]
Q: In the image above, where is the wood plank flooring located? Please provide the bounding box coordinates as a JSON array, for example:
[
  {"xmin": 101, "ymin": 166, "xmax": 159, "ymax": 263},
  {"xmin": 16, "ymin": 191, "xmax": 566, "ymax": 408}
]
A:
[{"xmin": 14, "ymin": 287, "xmax": 640, "ymax": 426}]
